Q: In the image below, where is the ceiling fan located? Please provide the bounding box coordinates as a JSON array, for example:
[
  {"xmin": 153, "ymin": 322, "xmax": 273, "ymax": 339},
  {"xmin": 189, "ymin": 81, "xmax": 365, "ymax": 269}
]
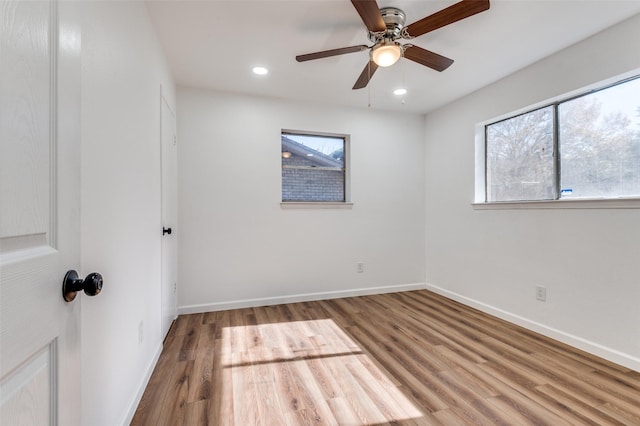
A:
[{"xmin": 296, "ymin": 0, "xmax": 490, "ymax": 90}]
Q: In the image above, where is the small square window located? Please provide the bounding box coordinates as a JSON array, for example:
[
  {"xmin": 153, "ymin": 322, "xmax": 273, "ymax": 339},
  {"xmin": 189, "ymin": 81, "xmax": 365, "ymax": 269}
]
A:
[{"xmin": 281, "ymin": 131, "xmax": 347, "ymax": 202}]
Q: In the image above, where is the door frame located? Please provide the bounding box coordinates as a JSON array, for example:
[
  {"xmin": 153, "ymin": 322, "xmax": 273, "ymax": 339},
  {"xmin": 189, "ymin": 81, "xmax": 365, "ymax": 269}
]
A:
[{"xmin": 160, "ymin": 85, "xmax": 178, "ymax": 339}]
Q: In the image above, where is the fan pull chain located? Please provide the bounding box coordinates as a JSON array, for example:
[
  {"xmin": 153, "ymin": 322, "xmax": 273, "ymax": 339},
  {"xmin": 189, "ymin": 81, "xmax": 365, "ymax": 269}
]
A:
[
  {"xmin": 367, "ymin": 61, "xmax": 371, "ymax": 108},
  {"xmin": 401, "ymin": 61, "xmax": 406, "ymax": 105}
]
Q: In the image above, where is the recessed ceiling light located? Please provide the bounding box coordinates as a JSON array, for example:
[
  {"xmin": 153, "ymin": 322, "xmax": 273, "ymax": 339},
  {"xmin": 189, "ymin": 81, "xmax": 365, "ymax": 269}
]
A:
[
  {"xmin": 393, "ymin": 88, "xmax": 407, "ymax": 96},
  {"xmin": 252, "ymin": 66, "xmax": 268, "ymax": 75}
]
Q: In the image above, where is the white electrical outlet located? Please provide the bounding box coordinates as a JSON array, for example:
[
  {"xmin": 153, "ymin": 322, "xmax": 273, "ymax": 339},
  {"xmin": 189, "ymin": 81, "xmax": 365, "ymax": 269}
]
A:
[
  {"xmin": 536, "ymin": 286, "xmax": 547, "ymax": 302},
  {"xmin": 357, "ymin": 262, "xmax": 364, "ymax": 273},
  {"xmin": 138, "ymin": 320, "xmax": 144, "ymax": 343}
]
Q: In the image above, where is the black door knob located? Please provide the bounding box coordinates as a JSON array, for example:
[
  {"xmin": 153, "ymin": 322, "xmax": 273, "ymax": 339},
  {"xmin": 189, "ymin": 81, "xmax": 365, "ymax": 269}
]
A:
[
  {"xmin": 163, "ymin": 227, "xmax": 172, "ymax": 235},
  {"xmin": 62, "ymin": 270, "xmax": 103, "ymax": 302}
]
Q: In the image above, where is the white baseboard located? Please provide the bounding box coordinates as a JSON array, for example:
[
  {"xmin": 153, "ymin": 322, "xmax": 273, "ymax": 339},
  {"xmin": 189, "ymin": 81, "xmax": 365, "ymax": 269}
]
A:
[
  {"xmin": 178, "ymin": 283, "xmax": 427, "ymax": 315},
  {"xmin": 426, "ymin": 284, "xmax": 640, "ymax": 373},
  {"xmin": 120, "ymin": 342, "xmax": 163, "ymax": 426}
]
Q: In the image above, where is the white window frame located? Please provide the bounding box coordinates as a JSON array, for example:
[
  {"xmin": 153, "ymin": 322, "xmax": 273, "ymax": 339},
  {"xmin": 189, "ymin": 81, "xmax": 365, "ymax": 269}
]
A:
[
  {"xmin": 474, "ymin": 70, "xmax": 640, "ymax": 210},
  {"xmin": 280, "ymin": 129, "xmax": 352, "ymax": 209}
]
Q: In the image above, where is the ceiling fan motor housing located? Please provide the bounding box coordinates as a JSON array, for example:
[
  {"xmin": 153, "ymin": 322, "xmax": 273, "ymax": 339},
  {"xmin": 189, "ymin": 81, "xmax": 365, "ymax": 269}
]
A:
[{"xmin": 368, "ymin": 7, "xmax": 406, "ymax": 42}]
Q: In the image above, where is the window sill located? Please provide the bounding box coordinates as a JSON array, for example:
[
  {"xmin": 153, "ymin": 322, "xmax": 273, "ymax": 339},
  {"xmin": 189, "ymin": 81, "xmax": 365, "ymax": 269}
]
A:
[
  {"xmin": 280, "ymin": 202, "xmax": 354, "ymax": 210},
  {"xmin": 472, "ymin": 197, "xmax": 640, "ymax": 210}
]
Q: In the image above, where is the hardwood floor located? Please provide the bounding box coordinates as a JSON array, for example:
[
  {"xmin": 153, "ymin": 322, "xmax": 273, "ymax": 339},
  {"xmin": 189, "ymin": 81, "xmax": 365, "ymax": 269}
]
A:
[{"xmin": 131, "ymin": 290, "xmax": 640, "ymax": 425}]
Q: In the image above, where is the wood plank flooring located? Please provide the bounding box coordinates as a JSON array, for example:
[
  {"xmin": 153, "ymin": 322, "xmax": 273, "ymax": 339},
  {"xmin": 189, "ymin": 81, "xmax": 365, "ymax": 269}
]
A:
[{"xmin": 131, "ymin": 290, "xmax": 640, "ymax": 425}]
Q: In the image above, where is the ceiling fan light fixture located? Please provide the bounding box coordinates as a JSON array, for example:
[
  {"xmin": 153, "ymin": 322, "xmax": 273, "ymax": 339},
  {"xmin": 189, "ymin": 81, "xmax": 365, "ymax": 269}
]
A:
[
  {"xmin": 294, "ymin": 0, "xmax": 490, "ymax": 90},
  {"xmin": 371, "ymin": 41, "xmax": 402, "ymax": 67}
]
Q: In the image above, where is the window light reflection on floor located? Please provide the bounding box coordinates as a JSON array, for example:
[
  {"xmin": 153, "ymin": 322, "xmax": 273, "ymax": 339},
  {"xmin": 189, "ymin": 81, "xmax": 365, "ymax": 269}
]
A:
[{"xmin": 219, "ymin": 319, "xmax": 424, "ymax": 425}]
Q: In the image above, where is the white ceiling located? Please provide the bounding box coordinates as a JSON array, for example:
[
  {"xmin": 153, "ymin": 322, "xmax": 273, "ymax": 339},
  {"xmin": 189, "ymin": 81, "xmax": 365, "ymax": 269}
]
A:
[{"xmin": 146, "ymin": 0, "xmax": 640, "ymax": 114}]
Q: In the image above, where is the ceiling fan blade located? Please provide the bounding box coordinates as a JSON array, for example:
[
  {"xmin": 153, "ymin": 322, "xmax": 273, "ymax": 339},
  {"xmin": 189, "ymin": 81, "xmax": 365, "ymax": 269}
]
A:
[
  {"xmin": 352, "ymin": 60, "xmax": 379, "ymax": 90},
  {"xmin": 296, "ymin": 45, "xmax": 369, "ymax": 62},
  {"xmin": 351, "ymin": 0, "xmax": 386, "ymax": 32},
  {"xmin": 404, "ymin": 0, "xmax": 490, "ymax": 38},
  {"xmin": 403, "ymin": 45, "xmax": 454, "ymax": 72}
]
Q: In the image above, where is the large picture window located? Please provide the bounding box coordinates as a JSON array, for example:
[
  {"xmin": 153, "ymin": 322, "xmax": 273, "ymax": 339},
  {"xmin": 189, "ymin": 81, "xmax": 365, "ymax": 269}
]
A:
[
  {"xmin": 484, "ymin": 75, "xmax": 640, "ymax": 202},
  {"xmin": 281, "ymin": 131, "xmax": 348, "ymax": 202}
]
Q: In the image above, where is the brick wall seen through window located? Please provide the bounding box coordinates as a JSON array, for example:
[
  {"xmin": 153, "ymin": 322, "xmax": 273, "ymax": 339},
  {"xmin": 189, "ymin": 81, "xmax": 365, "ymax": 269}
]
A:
[{"xmin": 281, "ymin": 132, "xmax": 347, "ymax": 202}]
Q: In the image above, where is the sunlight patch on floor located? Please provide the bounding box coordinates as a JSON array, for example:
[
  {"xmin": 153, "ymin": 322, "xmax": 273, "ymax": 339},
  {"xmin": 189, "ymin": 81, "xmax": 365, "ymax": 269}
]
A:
[{"xmin": 220, "ymin": 318, "xmax": 424, "ymax": 425}]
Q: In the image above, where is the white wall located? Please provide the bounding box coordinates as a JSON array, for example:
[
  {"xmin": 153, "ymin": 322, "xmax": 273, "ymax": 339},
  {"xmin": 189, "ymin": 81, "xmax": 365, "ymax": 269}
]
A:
[
  {"xmin": 424, "ymin": 14, "xmax": 640, "ymax": 371},
  {"xmin": 80, "ymin": 2, "xmax": 175, "ymax": 425},
  {"xmin": 177, "ymin": 90, "xmax": 426, "ymax": 311}
]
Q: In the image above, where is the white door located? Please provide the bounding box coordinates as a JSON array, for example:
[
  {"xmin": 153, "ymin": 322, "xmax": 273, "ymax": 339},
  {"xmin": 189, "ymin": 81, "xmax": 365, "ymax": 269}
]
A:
[
  {"xmin": 0, "ymin": 1, "xmax": 82, "ymax": 424},
  {"xmin": 160, "ymin": 91, "xmax": 178, "ymax": 339}
]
